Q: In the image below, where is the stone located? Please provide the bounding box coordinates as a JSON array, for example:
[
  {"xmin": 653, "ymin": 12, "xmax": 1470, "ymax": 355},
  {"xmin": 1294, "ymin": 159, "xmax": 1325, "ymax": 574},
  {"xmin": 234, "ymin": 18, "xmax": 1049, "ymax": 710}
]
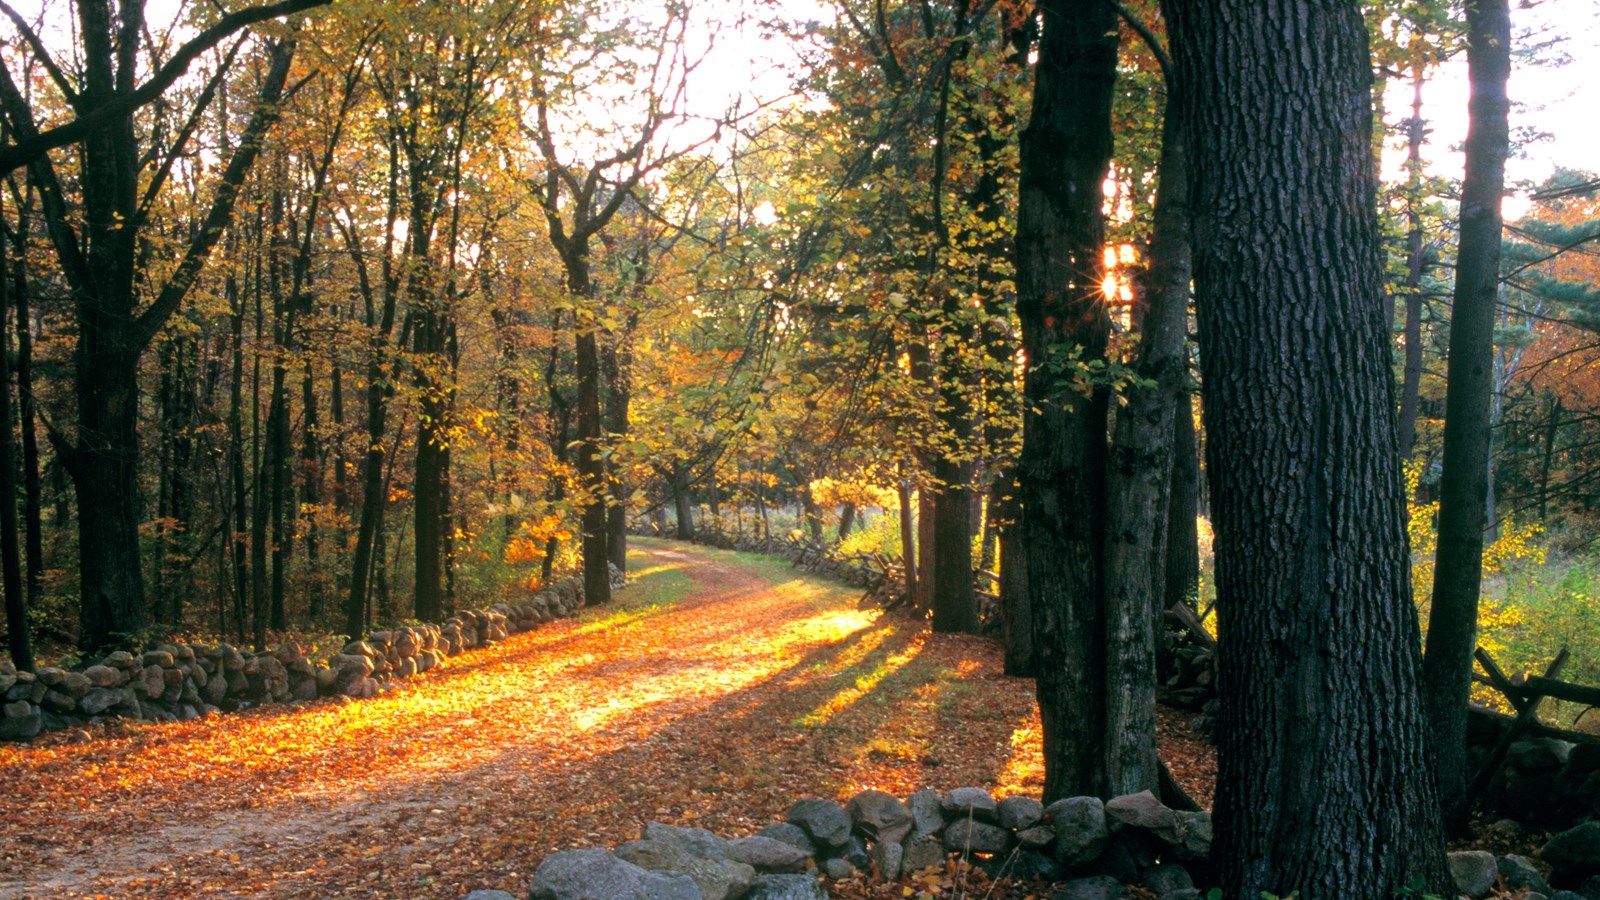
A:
[
  {"xmin": 870, "ymin": 840, "xmax": 904, "ymax": 881},
  {"xmin": 528, "ymin": 849, "xmax": 648, "ymax": 900},
  {"xmin": 728, "ymin": 836, "xmax": 811, "ymax": 873},
  {"xmin": 1159, "ymin": 891, "xmax": 1203, "ymax": 900},
  {"xmin": 641, "ymin": 822, "xmax": 732, "ymax": 861},
  {"xmin": 942, "ymin": 787, "xmax": 998, "ymax": 822},
  {"xmin": 744, "ymin": 873, "xmax": 829, "ymax": 900},
  {"xmin": 1171, "ymin": 811, "xmax": 1212, "ymax": 862},
  {"xmin": 463, "ymin": 892, "xmax": 515, "ymax": 900},
  {"xmin": 1499, "ymin": 854, "xmax": 1552, "ymax": 897},
  {"xmin": 105, "ymin": 650, "xmax": 137, "ymax": 669},
  {"xmin": 941, "ymin": 819, "xmax": 1010, "ymax": 855},
  {"xmin": 35, "ymin": 666, "xmax": 64, "ymax": 686},
  {"xmin": 639, "ymin": 870, "xmax": 704, "ymax": 900},
  {"xmin": 41, "ymin": 689, "xmax": 76, "ymax": 713},
  {"xmin": 1543, "ymin": 822, "xmax": 1600, "ymax": 881},
  {"xmin": 0, "ymin": 700, "xmax": 42, "ymax": 741},
  {"xmin": 842, "ymin": 836, "xmax": 869, "ymax": 870},
  {"xmin": 901, "ymin": 834, "xmax": 946, "ymax": 872},
  {"xmin": 1141, "ymin": 864, "xmax": 1193, "ymax": 895},
  {"xmin": 1510, "ymin": 738, "xmax": 1574, "ymax": 772},
  {"xmin": 1104, "ymin": 791, "xmax": 1183, "ymax": 845},
  {"xmin": 139, "ymin": 665, "xmax": 165, "ymax": 698},
  {"xmin": 907, "ymin": 790, "xmax": 944, "ymax": 838},
  {"xmin": 1017, "ymin": 825, "xmax": 1055, "ymax": 850},
  {"xmin": 614, "ymin": 839, "xmax": 754, "ymax": 900},
  {"xmin": 1047, "ymin": 796, "xmax": 1109, "ymax": 869},
  {"xmin": 845, "ymin": 790, "xmax": 912, "ymax": 844},
  {"xmin": 1448, "ymin": 850, "xmax": 1498, "ymax": 899},
  {"xmin": 60, "ymin": 672, "xmax": 92, "ymax": 699},
  {"xmin": 1013, "ymin": 850, "xmax": 1062, "ymax": 882},
  {"xmin": 142, "ymin": 650, "xmax": 175, "ymax": 668},
  {"xmin": 1052, "ymin": 874, "xmax": 1127, "ymax": 900},
  {"xmin": 83, "ymin": 665, "xmax": 121, "ymax": 687},
  {"xmin": 756, "ymin": 823, "xmax": 816, "ymax": 857},
  {"xmin": 997, "ymin": 795, "xmax": 1045, "ymax": 831},
  {"xmin": 79, "ymin": 688, "xmax": 121, "ymax": 717},
  {"xmin": 787, "ymin": 799, "xmax": 851, "ymax": 849},
  {"xmin": 820, "ymin": 858, "xmax": 854, "ymax": 880}
]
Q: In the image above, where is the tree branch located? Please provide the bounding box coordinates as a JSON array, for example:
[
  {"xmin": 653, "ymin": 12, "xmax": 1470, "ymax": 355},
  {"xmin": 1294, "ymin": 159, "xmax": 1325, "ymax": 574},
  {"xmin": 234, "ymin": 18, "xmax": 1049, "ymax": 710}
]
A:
[
  {"xmin": 131, "ymin": 39, "xmax": 298, "ymax": 349},
  {"xmin": 0, "ymin": 0, "xmax": 330, "ymax": 175}
]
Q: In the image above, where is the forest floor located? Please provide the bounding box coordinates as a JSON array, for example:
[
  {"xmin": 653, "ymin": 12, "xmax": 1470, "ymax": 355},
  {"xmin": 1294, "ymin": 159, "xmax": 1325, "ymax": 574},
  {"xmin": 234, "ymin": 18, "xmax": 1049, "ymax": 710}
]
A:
[{"xmin": 0, "ymin": 538, "xmax": 1215, "ymax": 899}]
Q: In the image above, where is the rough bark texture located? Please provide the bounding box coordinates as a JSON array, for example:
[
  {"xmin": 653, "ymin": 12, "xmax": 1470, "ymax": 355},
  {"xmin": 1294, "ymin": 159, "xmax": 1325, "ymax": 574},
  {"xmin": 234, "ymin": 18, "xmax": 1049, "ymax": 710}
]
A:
[
  {"xmin": 575, "ymin": 322, "xmax": 611, "ymax": 605},
  {"xmin": 0, "ymin": 233, "xmax": 31, "ymax": 671},
  {"xmin": 1014, "ymin": 0, "xmax": 1118, "ymax": 802},
  {"xmin": 1166, "ymin": 0, "xmax": 1450, "ymax": 894},
  {"xmin": 1103, "ymin": 105, "xmax": 1191, "ymax": 798},
  {"xmin": 1165, "ymin": 401, "xmax": 1200, "ymax": 612},
  {"xmin": 1422, "ymin": 0, "xmax": 1512, "ymax": 834}
]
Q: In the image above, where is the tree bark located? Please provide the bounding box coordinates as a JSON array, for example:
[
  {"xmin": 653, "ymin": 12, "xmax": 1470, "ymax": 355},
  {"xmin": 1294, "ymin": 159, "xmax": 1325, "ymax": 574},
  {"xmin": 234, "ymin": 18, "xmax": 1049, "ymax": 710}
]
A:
[
  {"xmin": 0, "ymin": 218, "xmax": 31, "ymax": 672},
  {"xmin": 672, "ymin": 471, "xmax": 695, "ymax": 541},
  {"xmin": 1103, "ymin": 101, "xmax": 1192, "ymax": 797},
  {"xmin": 1165, "ymin": 0, "xmax": 1450, "ymax": 893},
  {"xmin": 1014, "ymin": 0, "xmax": 1118, "ymax": 802},
  {"xmin": 575, "ymin": 320, "xmax": 611, "ymax": 604},
  {"xmin": 1165, "ymin": 399, "xmax": 1200, "ymax": 612},
  {"xmin": 1422, "ymin": 0, "xmax": 1512, "ymax": 835}
]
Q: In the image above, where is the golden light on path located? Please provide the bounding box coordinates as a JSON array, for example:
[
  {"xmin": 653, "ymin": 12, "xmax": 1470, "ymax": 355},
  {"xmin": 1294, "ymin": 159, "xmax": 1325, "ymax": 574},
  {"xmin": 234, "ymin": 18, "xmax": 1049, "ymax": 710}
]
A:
[{"xmin": 0, "ymin": 541, "xmax": 1048, "ymax": 897}]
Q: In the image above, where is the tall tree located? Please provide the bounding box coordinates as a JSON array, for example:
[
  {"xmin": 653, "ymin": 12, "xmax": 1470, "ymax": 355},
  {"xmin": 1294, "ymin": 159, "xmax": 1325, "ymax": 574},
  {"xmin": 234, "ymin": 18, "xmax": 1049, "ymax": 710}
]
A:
[
  {"xmin": 1102, "ymin": 16, "xmax": 1192, "ymax": 797},
  {"xmin": 1014, "ymin": 0, "xmax": 1119, "ymax": 801},
  {"xmin": 1421, "ymin": 0, "xmax": 1512, "ymax": 834},
  {"xmin": 0, "ymin": 7, "xmax": 313, "ymax": 650},
  {"xmin": 1165, "ymin": 0, "xmax": 1449, "ymax": 894}
]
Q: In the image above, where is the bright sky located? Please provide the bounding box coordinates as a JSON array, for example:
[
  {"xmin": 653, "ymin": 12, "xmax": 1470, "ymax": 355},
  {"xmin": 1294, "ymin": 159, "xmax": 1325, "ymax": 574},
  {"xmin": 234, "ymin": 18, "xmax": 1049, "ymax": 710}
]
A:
[
  {"xmin": 4, "ymin": 0, "xmax": 1594, "ymax": 208},
  {"xmin": 1382, "ymin": 0, "xmax": 1600, "ymax": 218}
]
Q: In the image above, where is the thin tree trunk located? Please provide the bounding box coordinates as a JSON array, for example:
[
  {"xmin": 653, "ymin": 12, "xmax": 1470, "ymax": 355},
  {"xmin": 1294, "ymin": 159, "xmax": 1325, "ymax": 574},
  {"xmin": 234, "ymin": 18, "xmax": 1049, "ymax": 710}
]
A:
[
  {"xmin": 1422, "ymin": 0, "xmax": 1512, "ymax": 835},
  {"xmin": 10, "ymin": 204, "xmax": 42, "ymax": 613},
  {"xmin": 1165, "ymin": 401, "xmax": 1200, "ymax": 612},
  {"xmin": 1397, "ymin": 74, "xmax": 1428, "ymax": 459},
  {"xmin": 603, "ymin": 336, "xmax": 632, "ymax": 573},
  {"xmin": 1103, "ymin": 101, "xmax": 1192, "ymax": 797},
  {"xmin": 898, "ymin": 473, "xmax": 917, "ymax": 604},
  {"xmin": 0, "ymin": 218, "xmax": 31, "ymax": 672},
  {"xmin": 575, "ymin": 323, "xmax": 610, "ymax": 603}
]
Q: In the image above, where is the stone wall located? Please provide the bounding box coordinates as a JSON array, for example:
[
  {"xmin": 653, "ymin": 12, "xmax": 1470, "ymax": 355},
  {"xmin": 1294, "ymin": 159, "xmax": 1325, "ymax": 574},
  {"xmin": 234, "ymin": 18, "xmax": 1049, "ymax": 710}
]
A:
[
  {"xmin": 0, "ymin": 565, "xmax": 624, "ymax": 742},
  {"xmin": 509, "ymin": 785, "xmax": 1600, "ymax": 900}
]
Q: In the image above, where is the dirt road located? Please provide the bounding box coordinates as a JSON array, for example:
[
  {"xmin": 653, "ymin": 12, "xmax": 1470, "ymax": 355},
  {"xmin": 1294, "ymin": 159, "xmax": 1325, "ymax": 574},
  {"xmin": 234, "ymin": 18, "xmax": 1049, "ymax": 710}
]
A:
[{"xmin": 0, "ymin": 540, "xmax": 1046, "ymax": 898}]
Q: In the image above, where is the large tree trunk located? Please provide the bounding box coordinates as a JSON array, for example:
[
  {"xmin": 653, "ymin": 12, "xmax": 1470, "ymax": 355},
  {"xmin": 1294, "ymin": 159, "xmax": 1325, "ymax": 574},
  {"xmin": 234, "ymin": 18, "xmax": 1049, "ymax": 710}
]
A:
[
  {"xmin": 1166, "ymin": 0, "xmax": 1450, "ymax": 894},
  {"xmin": 671, "ymin": 472, "xmax": 695, "ymax": 541},
  {"xmin": 1014, "ymin": 0, "xmax": 1118, "ymax": 802},
  {"xmin": 1102, "ymin": 102, "xmax": 1192, "ymax": 797},
  {"xmin": 67, "ymin": 350, "xmax": 147, "ymax": 653},
  {"xmin": 1422, "ymin": 0, "xmax": 1512, "ymax": 835}
]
